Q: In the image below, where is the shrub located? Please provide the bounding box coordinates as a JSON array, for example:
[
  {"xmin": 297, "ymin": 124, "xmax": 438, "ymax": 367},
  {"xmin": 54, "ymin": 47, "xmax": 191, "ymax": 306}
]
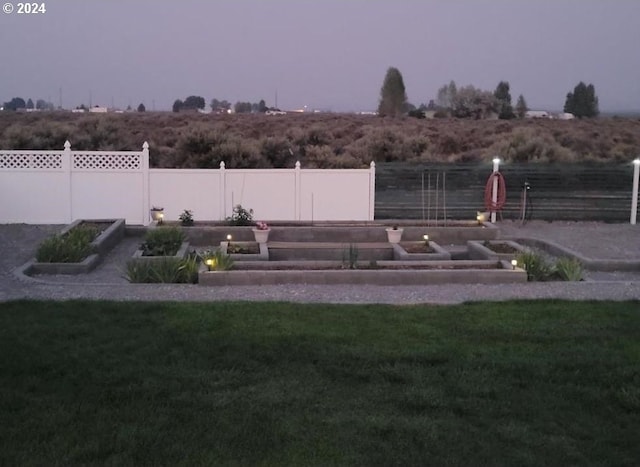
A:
[
  {"xmin": 226, "ymin": 205, "xmax": 253, "ymax": 226},
  {"xmin": 140, "ymin": 226, "xmax": 185, "ymax": 256},
  {"xmin": 125, "ymin": 256, "xmax": 199, "ymax": 283},
  {"xmin": 199, "ymin": 249, "xmax": 234, "ymax": 271},
  {"xmin": 515, "ymin": 250, "xmax": 554, "ymax": 282},
  {"xmin": 554, "ymin": 257, "xmax": 584, "ymax": 281},
  {"xmin": 36, "ymin": 225, "xmax": 99, "ymax": 263}
]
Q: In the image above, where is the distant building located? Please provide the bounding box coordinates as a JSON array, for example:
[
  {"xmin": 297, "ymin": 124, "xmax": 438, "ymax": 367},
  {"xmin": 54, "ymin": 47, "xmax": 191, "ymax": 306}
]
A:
[
  {"xmin": 525, "ymin": 110, "xmax": 550, "ymax": 119},
  {"xmin": 89, "ymin": 106, "xmax": 108, "ymax": 113},
  {"xmin": 557, "ymin": 112, "xmax": 575, "ymax": 120}
]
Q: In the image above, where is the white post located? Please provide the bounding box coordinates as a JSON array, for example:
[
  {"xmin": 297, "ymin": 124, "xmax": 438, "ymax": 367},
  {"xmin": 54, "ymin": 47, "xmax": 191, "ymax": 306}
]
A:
[
  {"xmin": 294, "ymin": 161, "xmax": 301, "ymax": 221},
  {"xmin": 64, "ymin": 140, "xmax": 72, "ymax": 222},
  {"xmin": 219, "ymin": 161, "xmax": 226, "ymax": 221},
  {"xmin": 491, "ymin": 157, "xmax": 500, "ymax": 223},
  {"xmin": 142, "ymin": 142, "xmax": 150, "ymax": 225},
  {"xmin": 631, "ymin": 158, "xmax": 640, "ymax": 225},
  {"xmin": 369, "ymin": 161, "xmax": 376, "ymax": 221}
]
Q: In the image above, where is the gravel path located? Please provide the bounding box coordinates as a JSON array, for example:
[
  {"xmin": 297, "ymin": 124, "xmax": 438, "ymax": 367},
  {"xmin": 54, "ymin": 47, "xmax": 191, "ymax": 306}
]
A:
[{"xmin": 2, "ymin": 221, "xmax": 639, "ymax": 304}]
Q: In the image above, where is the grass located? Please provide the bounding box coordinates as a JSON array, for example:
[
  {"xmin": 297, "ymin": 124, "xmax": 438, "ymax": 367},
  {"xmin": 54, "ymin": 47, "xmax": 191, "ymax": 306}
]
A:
[{"xmin": 0, "ymin": 300, "xmax": 639, "ymax": 465}]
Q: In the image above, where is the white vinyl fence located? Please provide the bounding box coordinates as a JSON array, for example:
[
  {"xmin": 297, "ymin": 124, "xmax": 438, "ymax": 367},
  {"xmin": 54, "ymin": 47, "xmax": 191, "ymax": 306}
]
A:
[{"xmin": 0, "ymin": 142, "xmax": 375, "ymax": 225}]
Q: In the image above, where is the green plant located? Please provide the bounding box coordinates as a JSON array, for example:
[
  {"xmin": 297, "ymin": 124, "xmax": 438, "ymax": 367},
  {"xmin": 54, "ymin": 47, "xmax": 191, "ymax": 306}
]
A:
[
  {"xmin": 200, "ymin": 249, "xmax": 234, "ymax": 271},
  {"xmin": 342, "ymin": 243, "xmax": 359, "ymax": 269},
  {"xmin": 140, "ymin": 226, "xmax": 185, "ymax": 256},
  {"xmin": 555, "ymin": 257, "xmax": 584, "ymax": 281},
  {"xmin": 125, "ymin": 256, "xmax": 198, "ymax": 283},
  {"xmin": 515, "ymin": 250, "xmax": 554, "ymax": 281},
  {"xmin": 226, "ymin": 204, "xmax": 254, "ymax": 226},
  {"xmin": 36, "ymin": 225, "xmax": 99, "ymax": 263},
  {"xmin": 179, "ymin": 209, "xmax": 194, "ymax": 226}
]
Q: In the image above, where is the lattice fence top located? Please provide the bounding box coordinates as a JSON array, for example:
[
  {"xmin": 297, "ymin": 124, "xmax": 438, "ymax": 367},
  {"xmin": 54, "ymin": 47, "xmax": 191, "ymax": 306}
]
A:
[
  {"xmin": 72, "ymin": 152, "xmax": 142, "ymax": 170},
  {"xmin": 0, "ymin": 152, "xmax": 63, "ymax": 169}
]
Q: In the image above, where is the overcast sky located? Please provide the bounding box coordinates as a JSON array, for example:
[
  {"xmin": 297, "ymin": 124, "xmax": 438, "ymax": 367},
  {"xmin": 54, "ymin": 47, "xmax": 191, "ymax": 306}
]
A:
[{"xmin": 1, "ymin": 0, "xmax": 639, "ymax": 112}]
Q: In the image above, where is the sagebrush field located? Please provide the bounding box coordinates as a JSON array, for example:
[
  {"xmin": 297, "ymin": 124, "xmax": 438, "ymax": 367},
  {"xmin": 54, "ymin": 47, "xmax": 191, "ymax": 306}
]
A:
[{"xmin": 1, "ymin": 112, "xmax": 638, "ymax": 168}]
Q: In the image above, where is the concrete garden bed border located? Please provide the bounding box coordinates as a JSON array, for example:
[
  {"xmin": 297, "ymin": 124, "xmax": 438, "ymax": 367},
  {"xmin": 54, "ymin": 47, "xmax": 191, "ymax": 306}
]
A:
[
  {"xmin": 393, "ymin": 241, "xmax": 451, "ymax": 261},
  {"xmin": 198, "ymin": 259, "xmax": 526, "ymax": 286},
  {"xmin": 467, "ymin": 240, "xmax": 529, "ymax": 261},
  {"xmin": 23, "ymin": 218, "xmax": 125, "ymax": 275},
  {"xmin": 219, "ymin": 241, "xmax": 269, "ymax": 261},
  {"xmin": 132, "ymin": 242, "xmax": 191, "ymax": 262}
]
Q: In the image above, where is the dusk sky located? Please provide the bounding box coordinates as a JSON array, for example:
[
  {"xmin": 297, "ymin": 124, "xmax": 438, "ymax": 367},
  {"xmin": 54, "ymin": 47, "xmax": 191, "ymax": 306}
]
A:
[{"xmin": 1, "ymin": 0, "xmax": 639, "ymax": 112}]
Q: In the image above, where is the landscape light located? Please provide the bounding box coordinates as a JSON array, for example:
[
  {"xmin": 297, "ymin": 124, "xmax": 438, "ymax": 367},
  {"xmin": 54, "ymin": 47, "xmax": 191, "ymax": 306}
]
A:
[
  {"xmin": 423, "ymin": 234, "xmax": 429, "ymax": 246},
  {"xmin": 226, "ymin": 234, "xmax": 232, "ymax": 242},
  {"xmin": 492, "ymin": 158, "xmax": 500, "ymax": 164},
  {"xmin": 477, "ymin": 211, "xmax": 486, "ymax": 224},
  {"xmin": 633, "ymin": 158, "xmax": 640, "ymax": 166},
  {"xmin": 205, "ymin": 258, "xmax": 214, "ymax": 271},
  {"xmin": 511, "ymin": 259, "xmax": 518, "ymax": 270}
]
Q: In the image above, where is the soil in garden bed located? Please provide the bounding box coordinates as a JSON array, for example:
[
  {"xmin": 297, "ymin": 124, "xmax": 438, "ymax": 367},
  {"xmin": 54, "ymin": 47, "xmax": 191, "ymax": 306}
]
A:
[
  {"xmin": 400, "ymin": 242, "xmax": 436, "ymax": 254},
  {"xmin": 484, "ymin": 242, "xmax": 519, "ymax": 254},
  {"xmin": 227, "ymin": 243, "xmax": 260, "ymax": 254}
]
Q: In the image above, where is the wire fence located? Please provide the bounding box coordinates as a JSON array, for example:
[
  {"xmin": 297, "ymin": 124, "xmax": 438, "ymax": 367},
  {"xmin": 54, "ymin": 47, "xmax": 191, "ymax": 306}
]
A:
[{"xmin": 375, "ymin": 162, "xmax": 636, "ymax": 222}]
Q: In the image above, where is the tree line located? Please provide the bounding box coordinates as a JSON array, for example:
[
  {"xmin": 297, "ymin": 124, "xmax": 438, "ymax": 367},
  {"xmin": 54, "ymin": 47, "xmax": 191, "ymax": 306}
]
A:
[
  {"xmin": 377, "ymin": 67, "xmax": 599, "ymax": 119},
  {"xmin": 172, "ymin": 96, "xmax": 272, "ymax": 114}
]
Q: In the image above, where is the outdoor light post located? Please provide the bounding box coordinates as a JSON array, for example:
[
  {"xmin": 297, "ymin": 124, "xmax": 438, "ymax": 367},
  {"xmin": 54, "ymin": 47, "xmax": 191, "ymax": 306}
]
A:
[
  {"xmin": 491, "ymin": 158, "xmax": 500, "ymax": 223},
  {"xmin": 632, "ymin": 158, "xmax": 640, "ymax": 225}
]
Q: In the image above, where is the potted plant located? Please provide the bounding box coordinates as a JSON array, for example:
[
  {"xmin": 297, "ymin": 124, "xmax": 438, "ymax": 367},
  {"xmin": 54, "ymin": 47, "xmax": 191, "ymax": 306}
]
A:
[
  {"xmin": 179, "ymin": 209, "xmax": 194, "ymax": 226},
  {"xmin": 385, "ymin": 225, "xmax": 403, "ymax": 244},
  {"xmin": 252, "ymin": 221, "xmax": 270, "ymax": 244},
  {"xmin": 150, "ymin": 206, "xmax": 164, "ymax": 223}
]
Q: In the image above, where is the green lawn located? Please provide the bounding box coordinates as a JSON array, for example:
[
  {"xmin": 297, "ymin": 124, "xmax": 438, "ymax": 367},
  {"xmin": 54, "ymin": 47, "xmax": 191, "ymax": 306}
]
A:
[{"xmin": 1, "ymin": 300, "xmax": 638, "ymax": 466}]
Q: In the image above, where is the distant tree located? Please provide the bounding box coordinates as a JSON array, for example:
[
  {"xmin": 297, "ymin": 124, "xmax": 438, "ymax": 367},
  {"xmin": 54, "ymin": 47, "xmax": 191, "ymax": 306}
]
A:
[
  {"xmin": 126, "ymin": 105, "xmax": 132, "ymax": 111},
  {"xmin": 515, "ymin": 94, "xmax": 528, "ymax": 118},
  {"xmin": 451, "ymin": 85, "xmax": 498, "ymax": 119},
  {"xmin": 183, "ymin": 95, "xmax": 205, "ymax": 110},
  {"xmin": 172, "ymin": 99, "xmax": 183, "ymax": 113},
  {"xmin": 210, "ymin": 98, "xmax": 231, "ymax": 112},
  {"xmin": 35, "ymin": 99, "xmax": 52, "ymax": 110},
  {"xmin": 258, "ymin": 99, "xmax": 268, "ymax": 113},
  {"xmin": 3, "ymin": 97, "xmax": 26, "ymax": 111},
  {"xmin": 564, "ymin": 82, "xmax": 599, "ymax": 118},
  {"xmin": 26, "ymin": 98, "xmax": 34, "ymax": 109},
  {"xmin": 234, "ymin": 101, "xmax": 252, "ymax": 113},
  {"xmin": 377, "ymin": 67, "xmax": 408, "ymax": 117},
  {"xmin": 137, "ymin": 103, "xmax": 146, "ymax": 112},
  {"xmin": 436, "ymin": 80, "xmax": 457, "ymax": 109},
  {"xmin": 494, "ymin": 81, "xmax": 514, "ymax": 119},
  {"xmin": 426, "ymin": 99, "xmax": 437, "ymax": 110}
]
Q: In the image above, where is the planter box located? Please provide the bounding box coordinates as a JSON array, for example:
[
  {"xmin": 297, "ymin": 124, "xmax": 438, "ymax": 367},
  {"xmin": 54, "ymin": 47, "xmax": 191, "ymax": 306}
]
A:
[
  {"xmin": 220, "ymin": 241, "xmax": 269, "ymax": 261},
  {"xmin": 132, "ymin": 242, "xmax": 191, "ymax": 261},
  {"xmin": 393, "ymin": 241, "xmax": 451, "ymax": 261},
  {"xmin": 467, "ymin": 240, "xmax": 529, "ymax": 261},
  {"xmin": 199, "ymin": 260, "xmax": 526, "ymax": 286},
  {"xmin": 25, "ymin": 218, "xmax": 125, "ymax": 275}
]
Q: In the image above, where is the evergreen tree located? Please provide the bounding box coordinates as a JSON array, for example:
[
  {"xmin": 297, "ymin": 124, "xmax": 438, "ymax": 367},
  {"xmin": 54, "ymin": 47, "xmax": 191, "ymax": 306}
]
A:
[
  {"xmin": 26, "ymin": 98, "xmax": 34, "ymax": 109},
  {"xmin": 564, "ymin": 82, "xmax": 599, "ymax": 118},
  {"xmin": 172, "ymin": 99, "xmax": 183, "ymax": 113},
  {"xmin": 515, "ymin": 94, "xmax": 528, "ymax": 118},
  {"xmin": 436, "ymin": 80, "xmax": 457, "ymax": 109},
  {"xmin": 377, "ymin": 67, "xmax": 408, "ymax": 117},
  {"xmin": 137, "ymin": 103, "xmax": 146, "ymax": 112},
  {"xmin": 494, "ymin": 81, "xmax": 514, "ymax": 119}
]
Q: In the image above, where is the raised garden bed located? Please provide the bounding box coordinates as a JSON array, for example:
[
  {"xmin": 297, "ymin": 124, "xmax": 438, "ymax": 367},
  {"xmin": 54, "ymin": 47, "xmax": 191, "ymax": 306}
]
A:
[
  {"xmin": 199, "ymin": 259, "xmax": 526, "ymax": 286},
  {"xmin": 219, "ymin": 241, "xmax": 269, "ymax": 261},
  {"xmin": 393, "ymin": 241, "xmax": 451, "ymax": 261},
  {"xmin": 467, "ymin": 240, "xmax": 528, "ymax": 261},
  {"xmin": 132, "ymin": 242, "xmax": 190, "ymax": 262},
  {"xmin": 24, "ymin": 219, "xmax": 125, "ymax": 275}
]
